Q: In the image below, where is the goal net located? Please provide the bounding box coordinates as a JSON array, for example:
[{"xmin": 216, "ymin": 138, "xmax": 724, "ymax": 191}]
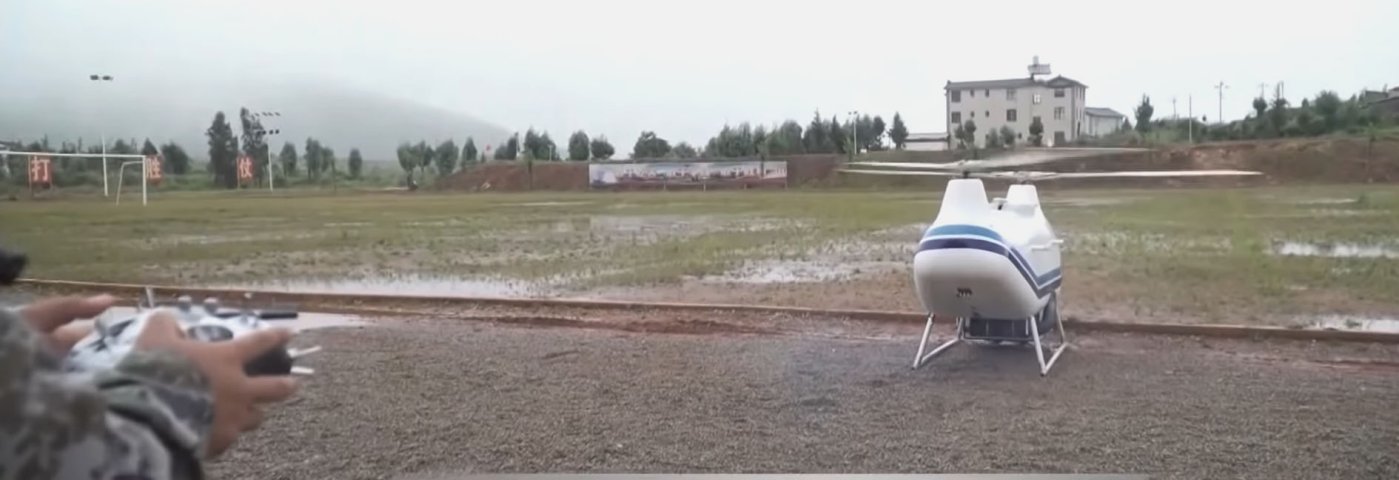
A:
[{"xmin": 0, "ymin": 150, "xmax": 159, "ymax": 205}]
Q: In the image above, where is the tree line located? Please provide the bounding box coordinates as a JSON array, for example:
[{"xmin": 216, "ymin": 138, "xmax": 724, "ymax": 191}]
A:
[
  {"xmin": 1126, "ymin": 88, "xmax": 1392, "ymax": 143},
  {"xmin": 206, "ymin": 109, "xmax": 364, "ymax": 188},
  {"xmin": 473, "ymin": 111, "xmax": 913, "ymax": 165},
  {"xmin": 622, "ymin": 111, "xmax": 911, "ymax": 160}
]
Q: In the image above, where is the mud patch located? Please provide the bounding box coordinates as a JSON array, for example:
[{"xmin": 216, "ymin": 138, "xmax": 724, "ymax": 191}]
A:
[{"xmin": 1271, "ymin": 241, "xmax": 1399, "ymax": 259}]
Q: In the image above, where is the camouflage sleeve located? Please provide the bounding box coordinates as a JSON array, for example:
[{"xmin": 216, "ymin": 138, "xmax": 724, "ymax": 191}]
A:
[{"xmin": 0, "ymin": 307, "xmax": 213, "ymax": 480}]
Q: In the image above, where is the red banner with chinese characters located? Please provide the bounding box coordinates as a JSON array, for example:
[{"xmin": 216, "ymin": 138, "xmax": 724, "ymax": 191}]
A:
[
  {"xmin": 145, "ymin": 156, "xmax": 163, "ymax": 186},
  {"xmin": 236, "ymin": 155, "xmax": 254, "ymax": 185},
  {"xmin": 28, "ymin": 156, "xmax": 52, "ymax": 188}
]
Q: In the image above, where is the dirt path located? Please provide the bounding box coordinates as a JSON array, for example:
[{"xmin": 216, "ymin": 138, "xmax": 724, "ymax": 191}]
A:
[{"xmin": 208, "ymin": 312, "xmax": 1399, "ymax": 480}]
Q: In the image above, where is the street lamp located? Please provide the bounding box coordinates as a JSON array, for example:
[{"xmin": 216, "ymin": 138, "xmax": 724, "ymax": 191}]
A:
[
  {"xmin": 90, "ymin": 74, "xmax": 113, "ymax": 196},
  {"xmin": 251, "ymin": 111, "xmax": 281, "ymax": 191}
]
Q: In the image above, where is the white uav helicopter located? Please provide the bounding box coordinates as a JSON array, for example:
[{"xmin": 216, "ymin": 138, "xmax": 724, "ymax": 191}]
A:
[{"xmin": 841, "ymin": 148, "xmax": 1263, "ymax": 376}]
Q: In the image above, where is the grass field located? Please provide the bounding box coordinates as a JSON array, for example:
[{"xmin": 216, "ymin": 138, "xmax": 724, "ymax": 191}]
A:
[{"xmin": 3, "ymin": 184, "xmax": 1399, "ymax": 328}]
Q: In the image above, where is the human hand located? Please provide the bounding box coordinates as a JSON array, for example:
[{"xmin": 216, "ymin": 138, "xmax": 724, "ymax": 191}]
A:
[
  {"xmin": 134, "ymin": 311, "xmax": 300, "ymax": 458},
  {"xmin": 18, "ymin": 294, "xmax": 114, "ymax": 353}
]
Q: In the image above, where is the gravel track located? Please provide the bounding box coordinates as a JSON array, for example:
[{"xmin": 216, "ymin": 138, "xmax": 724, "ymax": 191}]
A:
[{"xmin": 208, "ymin": 313, "xmax": 1399, "ymax": 480}]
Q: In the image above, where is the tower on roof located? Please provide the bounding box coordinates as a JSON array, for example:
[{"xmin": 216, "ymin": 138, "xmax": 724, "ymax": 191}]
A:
[{"xmin": 1028, "ymin": 56, "xmax": 1052, "ymax": 80}]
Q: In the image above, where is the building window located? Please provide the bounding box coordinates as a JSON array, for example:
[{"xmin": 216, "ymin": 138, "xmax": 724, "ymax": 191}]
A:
[
  {"xmin": 1033, "ymin": 115, "xmax": 1042, "ymax": 125},
  {"xmin": 984, "ymin": 111, "xmax": 989, "ymax": 118},
  {"xmin": 1033, "ymin": 94, "xmax": 1041, "ymax": 104},
  {"xmin": 1006, "ymin": 109, "xmax": 1018, "ymax": 122},
  {"xmin": 951, "ymin": 112, "xmax": 961, "ymax": 124},
  {"xmin": 1054, "ymin": 107, "xmax": 1065, "ymax": 120},
  {"xmin": 970, "ymin": 111, "xmax": 975, "ymax": 118},
  {"xmin": 951, "ymin": 90, "xmax": 961, "ymax": 102},
  {"xmin": 984, "ymin": 89, "xmax": 990, "ymax": 96},
  {"xmin": 1007, "ymin": 89, "xmax": 1016, "ymax": 101},
  {"xmin": 1054, "ymin": 88, "xmax": 1065, "ymax": 98}
]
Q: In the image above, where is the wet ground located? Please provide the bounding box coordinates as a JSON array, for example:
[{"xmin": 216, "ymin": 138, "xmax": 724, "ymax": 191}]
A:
[
  {"xmin": 206, "ymin": 311, "xmax": 1399, "ymax": 480},
  {"xmin": 8, "ymin": 186, "xmax": 1399, "ymax": 329}
]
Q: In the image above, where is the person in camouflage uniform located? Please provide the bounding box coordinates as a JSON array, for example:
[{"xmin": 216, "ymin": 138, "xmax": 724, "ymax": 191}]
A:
[{"xmin": 0, "ymin": 294, "xmax": 298, "ymax": 480}]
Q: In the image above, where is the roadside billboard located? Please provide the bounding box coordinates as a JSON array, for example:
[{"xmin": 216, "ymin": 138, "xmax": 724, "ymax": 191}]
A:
[{"xmin": 588, "ymin": 160, "xmax": 786, "ymax": 190}]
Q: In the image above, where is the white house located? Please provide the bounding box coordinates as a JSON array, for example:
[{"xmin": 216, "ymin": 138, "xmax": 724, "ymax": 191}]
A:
[
  {"xmin": 1083, "ymin": 107, "xmax": 1126, "ymax": 137},
  {"xmin": 904, "ymin": 132, "xmax": 949, "ymax": 151}
]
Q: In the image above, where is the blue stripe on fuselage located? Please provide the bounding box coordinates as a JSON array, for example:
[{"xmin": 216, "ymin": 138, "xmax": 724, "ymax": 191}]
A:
[{"xmin": 917, "ymin": 225, "xmax": 1061, "ymax": 298}]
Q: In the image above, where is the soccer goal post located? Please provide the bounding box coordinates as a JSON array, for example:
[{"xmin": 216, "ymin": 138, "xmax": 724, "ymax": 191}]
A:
[{"xmin": 2, "ymin": 151, "xmax": 156, "ymax": 205}]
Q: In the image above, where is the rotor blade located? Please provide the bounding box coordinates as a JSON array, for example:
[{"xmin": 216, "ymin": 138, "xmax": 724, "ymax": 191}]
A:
[
  {"xmin": 838, "ymin": 169, "xmax": 963, "ymax": 176},
  {"xmin": 1040, "ymin": 170, "xmax": 1264, "ymax": 179},
  {"xmin": 847, "ymin": 147, "xmax": 1154, "ymax": 172}
]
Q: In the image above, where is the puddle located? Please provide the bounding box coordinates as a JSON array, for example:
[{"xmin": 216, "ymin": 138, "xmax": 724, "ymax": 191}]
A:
[
  {"xmin": 506, "ymin": 201, "xmax": 591, "ymax": 207},
  {"xmin": 88, "ymin": 306, "xmax": 366, "ymax": 332},
  {"xmin": 1308, "ymin": 315, "xmax": 1399, "ymax": 333},
  {"xmin": 540, "ymin": 214, "xmax": 801, "ymax": 240},
  {"xmin": 1043, "ymin": 197, "xmax": 1130, "ymax": 207},
  {"xmin": 697, "ymin": 260, "xmax": 898, "ymax": 284},
  {"xmin": 209, "ymin": 274, "xmax": 553, "ymax": 298},
  {"xmin": 1061, "ymin": 231, "xmax": 1232, "ymax": 254},
  {"xmin": 1271, "ymin": 241, "xmax": 1399, "ymax": 259},
  {"xmin": 1292, "ymin": 197, "xmax": 1362, "ymax": 205},
  {"xmin": 132, "ymin": 232, "xmax": 319, "ymax": 248},
  {"xmin": 1247, "ymin": 209, "xmax": 1381, "ymax": 219},
  {"xmin": 402, "ymin": 219, "xmax": 468, "ymax": 227},
  {"xmin": 1310, "ymin": 209, "xmax": 1381, "ymax": 217}
]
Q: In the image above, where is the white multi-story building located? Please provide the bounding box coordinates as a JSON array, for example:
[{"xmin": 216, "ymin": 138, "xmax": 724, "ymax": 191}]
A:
[{"xmin": 944, "ymin": 74, "xmax": 1087, "ymax": 148}]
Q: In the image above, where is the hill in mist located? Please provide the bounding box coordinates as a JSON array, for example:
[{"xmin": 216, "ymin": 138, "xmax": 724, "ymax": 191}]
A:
[{"xmin": 0, "ymin": 79, "xmax": 510, "ymax": 163}]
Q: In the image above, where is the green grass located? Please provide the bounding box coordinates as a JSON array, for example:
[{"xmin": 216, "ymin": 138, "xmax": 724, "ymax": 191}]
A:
[{"xmin": 3, "ymin": 184, "xmax": 1399, "ymax": 324}]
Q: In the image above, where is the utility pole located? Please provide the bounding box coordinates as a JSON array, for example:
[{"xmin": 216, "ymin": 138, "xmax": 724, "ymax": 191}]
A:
[
  {"xmin": 1214, "ymin": 81, "xmax": 1228, "ymax": 124},
  {"xmin": 1172, "ymin": 97, "xmax": 1178, "ymax": 119},
  {"xmin": 847, "ymin": 110, "xmax": 859, "ymax": 160},
  {"xmin": 1188, "ymin": 95, "xmax": 1194, "ymax": 143},
  {"xmin": 1258, "ymin": 82, "xmax": 1269, "ymax": 99}
]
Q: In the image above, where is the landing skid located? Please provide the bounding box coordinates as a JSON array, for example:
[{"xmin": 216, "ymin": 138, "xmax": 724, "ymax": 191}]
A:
[{"xmin": 911, "ymin": 311, "xmax": 1070, "ymax": 376}]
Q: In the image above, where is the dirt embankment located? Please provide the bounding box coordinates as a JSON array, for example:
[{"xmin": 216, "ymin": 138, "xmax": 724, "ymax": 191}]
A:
[{"xmin": 434, "ymin": 137, "xmax": 1399, "ymax": 192}]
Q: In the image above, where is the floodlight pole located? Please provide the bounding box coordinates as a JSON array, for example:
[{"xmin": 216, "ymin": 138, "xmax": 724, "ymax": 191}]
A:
[
  {"xmin": 251, "ymin": 111, "xmax": 281, "ymax": 192},
  {"xmin": 90, "ymin": 74, "xmax": 114, "ymax": 196}
]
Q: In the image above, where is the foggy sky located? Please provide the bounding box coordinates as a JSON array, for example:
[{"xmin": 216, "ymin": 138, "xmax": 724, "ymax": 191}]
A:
[{"xmin": 4, "ymin": 0, "xmax": 1397, "ymax": 153}]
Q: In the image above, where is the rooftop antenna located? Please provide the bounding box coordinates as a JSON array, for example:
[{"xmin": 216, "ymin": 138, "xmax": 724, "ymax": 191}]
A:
[{"xmin": 1028, "ymin": 56, "xmax": 1051, "ymax": 80}]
